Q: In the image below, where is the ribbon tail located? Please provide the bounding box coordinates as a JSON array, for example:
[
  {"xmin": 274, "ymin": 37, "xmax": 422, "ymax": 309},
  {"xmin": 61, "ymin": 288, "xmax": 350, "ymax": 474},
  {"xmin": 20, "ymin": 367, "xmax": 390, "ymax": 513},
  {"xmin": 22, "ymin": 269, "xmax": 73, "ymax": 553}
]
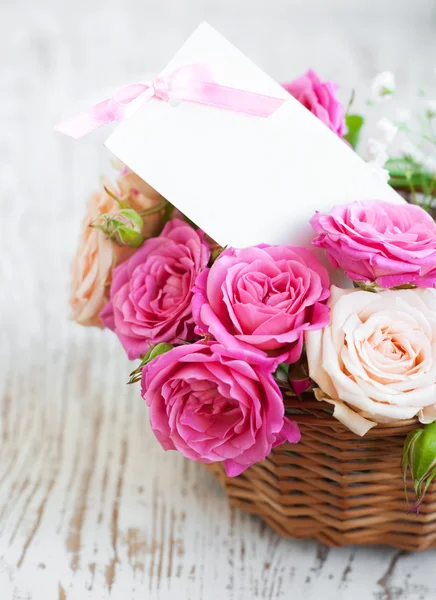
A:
[
  {"xmin": 179, "ymin": 81, "xmax": 285, "ymax": 118},
  {"xmin": 55, "ymin": 99, "xmax": 117, "ymax": 139}
]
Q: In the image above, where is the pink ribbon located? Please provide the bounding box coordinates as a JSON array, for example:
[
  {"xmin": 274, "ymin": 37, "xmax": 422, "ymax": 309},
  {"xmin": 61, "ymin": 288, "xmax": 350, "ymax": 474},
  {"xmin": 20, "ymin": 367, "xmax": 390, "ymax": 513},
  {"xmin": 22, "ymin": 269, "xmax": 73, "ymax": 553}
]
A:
[{"xmin": 55, "ymin": 64, "xmax": 285, "ymax": 138}]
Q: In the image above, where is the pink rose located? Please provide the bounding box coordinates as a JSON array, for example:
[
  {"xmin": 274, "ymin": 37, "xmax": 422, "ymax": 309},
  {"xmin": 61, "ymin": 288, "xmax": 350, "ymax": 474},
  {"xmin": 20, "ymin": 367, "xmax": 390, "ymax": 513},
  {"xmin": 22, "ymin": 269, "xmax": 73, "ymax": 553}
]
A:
[
  {"xmin": 100, "ymin": 219, "xmax": 210, "ymax": 359},
  {"xmin": 141, "ymin": 342, "xmax": 301, "ymax": 476},
  {"xmin": 311, "ymin": 201, "xmax": 436, "ymax": 289},
  {"xmin": 282, "ymin": 69, "xmax": 345, "ymax": 137},
  {"xmin": 192, "ymin": 245, "xmax": 330, "ymax": 363}
]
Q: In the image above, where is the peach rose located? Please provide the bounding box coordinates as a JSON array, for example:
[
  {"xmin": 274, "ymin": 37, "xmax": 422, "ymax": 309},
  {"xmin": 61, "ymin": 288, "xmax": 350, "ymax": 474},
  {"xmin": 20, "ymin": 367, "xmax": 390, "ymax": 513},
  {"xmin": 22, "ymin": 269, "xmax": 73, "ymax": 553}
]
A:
[
  {"xmin": 70, "ymin": 169, "xmax": 167, "ymax": 327},
  {"xmin": 305, "ymin": 286, "xmax": 436, "ymax": 436}
]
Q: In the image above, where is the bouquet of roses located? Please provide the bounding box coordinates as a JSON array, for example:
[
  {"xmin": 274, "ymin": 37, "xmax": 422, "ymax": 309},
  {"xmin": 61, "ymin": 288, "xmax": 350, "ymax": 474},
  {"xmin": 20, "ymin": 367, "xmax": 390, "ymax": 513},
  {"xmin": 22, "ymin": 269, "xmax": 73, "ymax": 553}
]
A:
[{"xmin": 70, "ymin": 69, "xmax": 436, "ymax": 509}]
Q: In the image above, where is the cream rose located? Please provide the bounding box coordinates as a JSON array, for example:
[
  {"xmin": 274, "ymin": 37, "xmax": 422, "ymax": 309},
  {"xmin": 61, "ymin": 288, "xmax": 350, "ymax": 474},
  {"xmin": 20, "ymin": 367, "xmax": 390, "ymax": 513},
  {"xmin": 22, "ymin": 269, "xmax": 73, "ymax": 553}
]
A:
[
  {"xmin": 305, "ymin": 286, "xmax": 436, "ymax": 436},
  {"xmin": 70, "ymin": 169, "xmax": 167, "ymax": 327}
]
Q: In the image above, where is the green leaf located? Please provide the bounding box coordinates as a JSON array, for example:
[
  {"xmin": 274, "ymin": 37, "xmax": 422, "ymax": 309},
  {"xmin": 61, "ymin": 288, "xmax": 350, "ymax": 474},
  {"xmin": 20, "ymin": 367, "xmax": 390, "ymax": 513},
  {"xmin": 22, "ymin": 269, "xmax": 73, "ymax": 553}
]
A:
[
  {"xmin": 210, "ymin": 245, "xmax": 227, "ymax": 265},
  {"xmin": 128, "ymin": 343, "xmax": 174, "ymax": 384},
  {"xmin": 388, "ymin": 171, "xmax": 436, "ymax": 196},
  {"xmin": 344, "ymin": 114, "xmax": 364, "ymax": 149}
]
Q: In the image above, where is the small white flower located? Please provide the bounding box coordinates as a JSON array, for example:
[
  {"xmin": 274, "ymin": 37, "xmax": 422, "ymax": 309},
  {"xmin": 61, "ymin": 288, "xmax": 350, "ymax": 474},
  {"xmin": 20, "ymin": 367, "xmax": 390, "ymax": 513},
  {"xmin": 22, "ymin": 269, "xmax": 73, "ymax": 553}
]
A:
[
  {"xmin": 426, "ymin": 101, "xmax": 436, "ymax": 119},
  {"xmin": 423, "ymin": 156, "xmax": 436, "ymax": 175},
  {"xmin": 367, "ymin": 138, "xmax": 389, "ymax": 167},
  {"xmin": 395, "ymin": 108, "xmax": 411, "ymax": 125},
  {"xmin": 366, "ymin": 161, "xmax": 390, "ymax": 183},
  {"xmin": 370, "ymin": 71, "xmax": 395, "ymax": 102},
  {"xmin": 401, "ymin": 141, "xmax": 424, "ymax": 164},
  {"xmin": 376, "ymin": 117, "xmax": 398, "ymax": 144}
]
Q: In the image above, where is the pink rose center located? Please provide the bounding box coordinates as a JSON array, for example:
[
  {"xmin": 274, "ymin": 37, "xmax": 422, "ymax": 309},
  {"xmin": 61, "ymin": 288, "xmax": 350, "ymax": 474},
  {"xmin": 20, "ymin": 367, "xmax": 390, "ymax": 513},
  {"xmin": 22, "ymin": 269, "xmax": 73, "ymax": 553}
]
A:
[
  {"xmin": 349, "ymin": 208, "xmax": 435, "ymax": 246},
  {"xmin": 183, "ymin": 383, "xmax": 238, "ymax": 418},
  {"xmin": 233, "ymin": 260, "xmax": 309, "ymax": 312},
  {"xmin": 167, "ymin": 377, "xmax": 247, "ymax": 448},
  {"xmin": 131, "ymin": 255, "xmax": 192, "ymax": 319}
]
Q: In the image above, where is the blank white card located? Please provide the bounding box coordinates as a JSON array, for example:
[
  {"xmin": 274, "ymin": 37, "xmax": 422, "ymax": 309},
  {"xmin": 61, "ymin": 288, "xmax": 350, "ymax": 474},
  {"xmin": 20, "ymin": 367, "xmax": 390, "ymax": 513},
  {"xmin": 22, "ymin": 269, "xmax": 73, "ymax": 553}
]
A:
[{"xmin": 106, "ymin": 22, "xmax": 403, "ymax": 249}]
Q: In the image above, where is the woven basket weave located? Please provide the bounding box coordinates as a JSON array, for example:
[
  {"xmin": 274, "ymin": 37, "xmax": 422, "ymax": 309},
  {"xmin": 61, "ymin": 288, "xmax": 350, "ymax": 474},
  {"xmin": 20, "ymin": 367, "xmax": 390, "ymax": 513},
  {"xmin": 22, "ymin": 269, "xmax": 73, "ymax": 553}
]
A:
[{"xmin": 206, "ymin": 394, "xmax": 436, "ymax": 550}]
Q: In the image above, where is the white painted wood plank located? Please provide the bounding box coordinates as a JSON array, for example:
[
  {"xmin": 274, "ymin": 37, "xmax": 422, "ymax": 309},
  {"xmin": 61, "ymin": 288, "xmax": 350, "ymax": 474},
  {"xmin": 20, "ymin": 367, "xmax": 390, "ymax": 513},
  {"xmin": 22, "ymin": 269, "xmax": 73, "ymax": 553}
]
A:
[{"xmin": 1, "ymin": 1, "xmax": 436, "ymax": 598}]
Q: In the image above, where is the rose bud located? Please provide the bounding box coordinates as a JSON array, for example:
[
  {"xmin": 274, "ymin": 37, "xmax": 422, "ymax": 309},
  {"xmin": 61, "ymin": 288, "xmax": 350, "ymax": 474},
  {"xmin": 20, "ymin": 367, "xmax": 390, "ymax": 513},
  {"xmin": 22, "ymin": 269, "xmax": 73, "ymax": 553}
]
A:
[
  {"xmin": 402, "ymin": 422, "xmax": 436, "ymax": 513},
  {"xmin": 288, "ymin": 360, "xmax": 312, "ymax": 395},
  {"xmin": 91, "ymin": 208, "xmax": 144, "ymax": 248}
]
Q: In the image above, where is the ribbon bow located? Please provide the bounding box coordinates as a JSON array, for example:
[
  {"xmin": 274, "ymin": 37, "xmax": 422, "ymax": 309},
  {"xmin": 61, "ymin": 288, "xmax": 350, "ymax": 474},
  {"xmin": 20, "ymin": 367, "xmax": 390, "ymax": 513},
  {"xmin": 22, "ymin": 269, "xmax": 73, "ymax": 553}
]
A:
[{"xmin": 55, "ymin": 64, "xmax": 285, "ymax": 138}]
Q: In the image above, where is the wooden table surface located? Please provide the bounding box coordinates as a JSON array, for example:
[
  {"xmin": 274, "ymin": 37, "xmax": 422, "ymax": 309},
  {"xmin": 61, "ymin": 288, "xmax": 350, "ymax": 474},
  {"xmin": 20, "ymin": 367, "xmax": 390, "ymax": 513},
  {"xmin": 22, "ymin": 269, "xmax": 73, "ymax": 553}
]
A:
[{"xmin": 2, "ymin": 1, "xmax": 436, "ymax": 598}]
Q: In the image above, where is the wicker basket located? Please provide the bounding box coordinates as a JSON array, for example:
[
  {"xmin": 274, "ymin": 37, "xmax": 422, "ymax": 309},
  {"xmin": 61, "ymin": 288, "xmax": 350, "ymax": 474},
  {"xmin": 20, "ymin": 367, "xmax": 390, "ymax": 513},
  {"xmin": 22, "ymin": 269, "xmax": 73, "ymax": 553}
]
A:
[{"xmin": 206, "ymin": 394, "xmax": 436, "ymax": 550}]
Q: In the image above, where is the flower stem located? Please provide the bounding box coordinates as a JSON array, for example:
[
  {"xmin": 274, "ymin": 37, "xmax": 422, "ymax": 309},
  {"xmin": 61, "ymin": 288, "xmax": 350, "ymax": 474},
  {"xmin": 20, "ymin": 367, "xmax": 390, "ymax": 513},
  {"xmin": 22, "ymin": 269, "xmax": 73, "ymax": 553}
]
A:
[{"xmin": 139, "ymin": 201, "xmax": 168, "ymax": 217}]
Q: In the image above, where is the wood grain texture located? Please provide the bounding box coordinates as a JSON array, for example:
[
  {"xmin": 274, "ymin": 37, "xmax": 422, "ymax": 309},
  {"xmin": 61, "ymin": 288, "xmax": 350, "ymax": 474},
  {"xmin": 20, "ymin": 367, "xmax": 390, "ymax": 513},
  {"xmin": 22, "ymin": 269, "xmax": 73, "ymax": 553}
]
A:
[{"xmin": 1, "ymin": 0, "xmax": 436, "ymax": 598}]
